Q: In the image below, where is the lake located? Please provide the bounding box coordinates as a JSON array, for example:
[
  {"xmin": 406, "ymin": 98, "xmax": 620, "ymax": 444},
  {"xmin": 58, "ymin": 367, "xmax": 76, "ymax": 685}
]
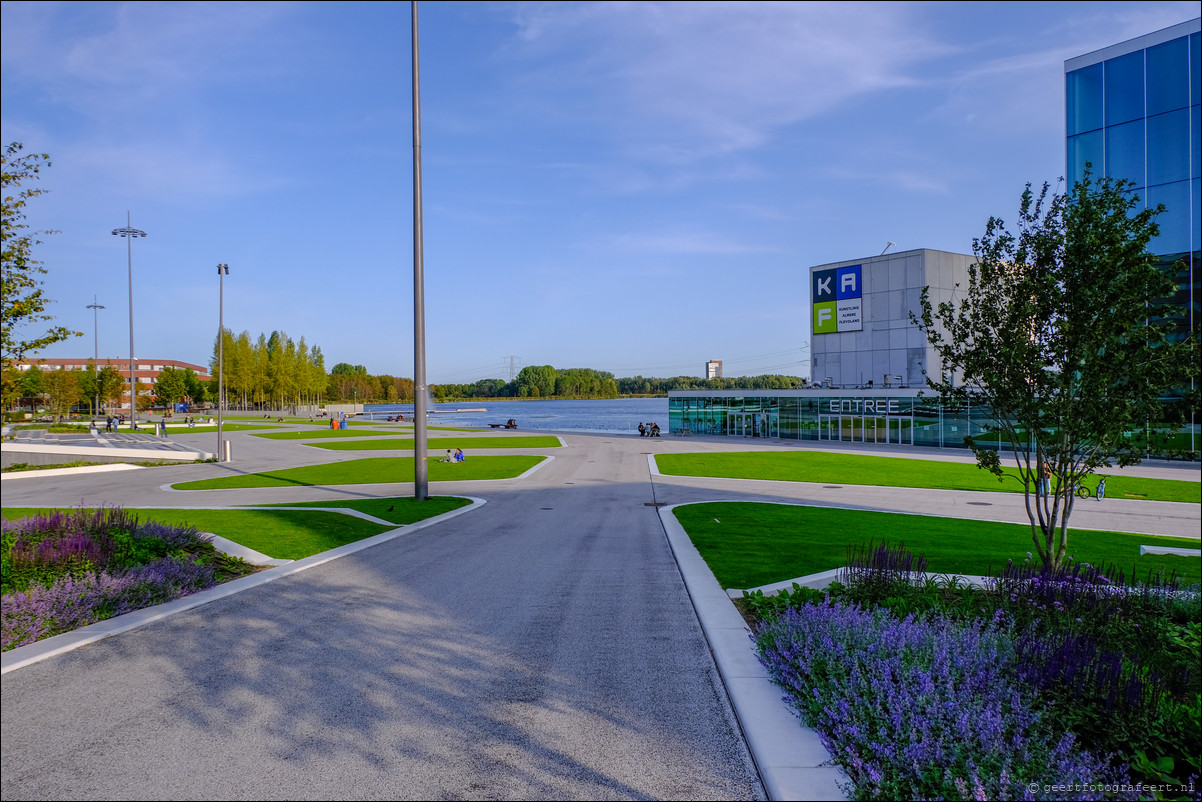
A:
[{"xmin": 363, "ymin": 397, "xmax": 669, "ymax": 435}]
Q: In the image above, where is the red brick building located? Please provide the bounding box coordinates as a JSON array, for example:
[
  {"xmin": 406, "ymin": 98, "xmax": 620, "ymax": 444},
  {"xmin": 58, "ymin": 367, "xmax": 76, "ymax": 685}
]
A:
[{"xmin": 11, "ymin": 357, "xmax": 210, "ymax": 410}]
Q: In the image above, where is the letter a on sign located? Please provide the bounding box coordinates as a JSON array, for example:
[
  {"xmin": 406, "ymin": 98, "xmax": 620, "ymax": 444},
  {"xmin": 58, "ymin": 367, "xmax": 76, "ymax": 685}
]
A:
[{"xmin": 836, "ymin": 265, "xmax": 862, "ymax": 300}]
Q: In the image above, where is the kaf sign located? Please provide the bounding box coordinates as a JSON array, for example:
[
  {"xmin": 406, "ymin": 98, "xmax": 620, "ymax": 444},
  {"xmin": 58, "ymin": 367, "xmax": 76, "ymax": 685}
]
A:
[{"xmin": 813, "ymin": 264, "xmax": 862, "ymax": 334}]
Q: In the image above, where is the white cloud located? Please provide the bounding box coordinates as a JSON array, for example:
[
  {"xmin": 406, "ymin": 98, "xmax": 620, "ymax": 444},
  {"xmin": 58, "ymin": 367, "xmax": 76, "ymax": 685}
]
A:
[{"xmin": 506, "ymin": 1, "xmax": 943, "ymax": 161}]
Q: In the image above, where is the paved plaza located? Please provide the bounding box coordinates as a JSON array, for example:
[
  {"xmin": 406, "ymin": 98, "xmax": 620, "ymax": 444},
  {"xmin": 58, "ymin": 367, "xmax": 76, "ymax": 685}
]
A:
[{"xmin": 2, "ymin": 421, "xmax": 1198, "ymax": 800}]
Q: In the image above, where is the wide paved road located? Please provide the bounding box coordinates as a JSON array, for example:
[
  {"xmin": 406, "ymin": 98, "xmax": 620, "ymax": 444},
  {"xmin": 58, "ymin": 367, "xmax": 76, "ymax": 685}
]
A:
[{"xmin": 1, "ymin": 429, "xmax": 764, "ymax": 801}]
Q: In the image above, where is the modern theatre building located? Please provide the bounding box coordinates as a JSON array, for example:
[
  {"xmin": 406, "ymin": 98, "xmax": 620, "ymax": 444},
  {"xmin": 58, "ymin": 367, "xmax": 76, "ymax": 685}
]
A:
[{"xmin": 668, "ymin": 19, "xmax": 1200, "ymax": 453}]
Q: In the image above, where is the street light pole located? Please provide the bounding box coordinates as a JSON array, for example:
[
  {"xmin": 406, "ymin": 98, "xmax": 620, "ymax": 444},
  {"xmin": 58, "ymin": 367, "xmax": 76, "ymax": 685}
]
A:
[
  {"xmin": 412, "ymin": 0, "xmax": 429, "ymax": 500},
  {"xmin": 86, "ymin": 296, "xmax": 105, "ymax": 415},
  {"xmin": 112, "ymin": 213, "xmax": 146, "ymax": 429},
  {"xmin": 217, "ymin": 264, "xmax": 229, "ymax": 462}
]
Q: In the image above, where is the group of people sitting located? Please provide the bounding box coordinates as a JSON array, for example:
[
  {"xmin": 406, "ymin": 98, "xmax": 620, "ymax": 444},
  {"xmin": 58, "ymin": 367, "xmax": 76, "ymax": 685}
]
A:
[
  {"xmin": 438, "ymin": 448, "xmax": 466, "ymax": 463},
  {"xmin": 637, "ymin": 422, "xmax": 661, "ymax": 437}
]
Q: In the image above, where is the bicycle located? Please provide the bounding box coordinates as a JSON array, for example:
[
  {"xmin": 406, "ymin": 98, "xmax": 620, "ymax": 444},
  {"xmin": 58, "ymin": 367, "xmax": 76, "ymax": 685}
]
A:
[{"xmin": 1074, "ymin": 478, "xmax": 1106, "ymax": 501}]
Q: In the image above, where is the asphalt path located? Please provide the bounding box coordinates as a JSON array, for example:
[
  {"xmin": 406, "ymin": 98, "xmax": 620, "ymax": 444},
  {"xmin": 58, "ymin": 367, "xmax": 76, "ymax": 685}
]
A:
[
  {"xmin": 2, "ymin": 423, "xmax": 1198, "ymax": 800},
  {"xmin": 2, "ymin": 426, "xmax": 765, "ymax": 801}
]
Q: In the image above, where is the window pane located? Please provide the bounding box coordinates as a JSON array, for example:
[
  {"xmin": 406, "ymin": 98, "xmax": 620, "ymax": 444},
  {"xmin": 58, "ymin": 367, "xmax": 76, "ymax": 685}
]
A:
[
  {"xmin": 1105, "ymin": 51, "xmax": 1144, "ymax": 126},
  {"xmin": 1194, "ymin": 104, "xmax": 1201, "ymax": 180},
  {"xmin": 1068, "ymin": 130, "xmax": 1103, "ymax": 185},
  {"xmin": 1066, "ymin": 63, "xmax": 1103, "ymax": 135},
  {"xmin": 1147, "ymin": 37, "xmax": 1189, "ymax": 115},
  {"xmin": 1146, "ymin": 180, "xmax": 1192, "ymax": 255},
  {"xmin": 1192, "ymin": 33, "xmax": 1200, "ymax": 107},
  {"xmin": 1147, "ymin": 109, "xmax": 1190, "ymax": 185},
  {"xmin": 1105, "ymin": 120, "xmax": 1145, "ymax": 188}
]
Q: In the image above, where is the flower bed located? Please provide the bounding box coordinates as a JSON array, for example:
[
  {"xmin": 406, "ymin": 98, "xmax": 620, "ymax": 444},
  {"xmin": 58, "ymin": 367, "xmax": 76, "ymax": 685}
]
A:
[
  {"xmin": 2, "ymin": 507, "xmax": 255, "ymax": 651},
  {"xmin": 749, "ymin": 543, "xmax": 1201, "ymax": 801}
]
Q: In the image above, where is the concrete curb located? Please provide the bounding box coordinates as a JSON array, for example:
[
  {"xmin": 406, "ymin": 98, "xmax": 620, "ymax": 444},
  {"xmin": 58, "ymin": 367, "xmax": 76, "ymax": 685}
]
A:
[
  {"xmin": 2, "ymin": 441, "xmax": 213, "ymax": 463},
  {"xmin": 1, "ymin": 463, "xmax": 145, "ymax": 481},
  {"xmin": 659, "ymin": 503, "xmax": 847, "ymax": 801}
]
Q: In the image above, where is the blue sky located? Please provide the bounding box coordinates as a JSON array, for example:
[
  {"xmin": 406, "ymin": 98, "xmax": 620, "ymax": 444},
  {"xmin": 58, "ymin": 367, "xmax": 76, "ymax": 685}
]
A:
[{"xmin": 3, "ymin": 1, "xmax": 1197, "ymax": 384}]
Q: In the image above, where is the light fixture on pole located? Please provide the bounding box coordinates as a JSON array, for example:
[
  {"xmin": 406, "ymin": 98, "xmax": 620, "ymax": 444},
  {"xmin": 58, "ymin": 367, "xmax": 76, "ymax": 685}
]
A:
[
  {"xmin": 112, "ymin": 213, "xmax": 146, "ymax": 428},
  {"xmin": 86, "ymin": 296, "xmax": 105, "ymax": 415},
  {"xmin": 217, "ymin": 264, "xmax": 229, "ymax": 462}
]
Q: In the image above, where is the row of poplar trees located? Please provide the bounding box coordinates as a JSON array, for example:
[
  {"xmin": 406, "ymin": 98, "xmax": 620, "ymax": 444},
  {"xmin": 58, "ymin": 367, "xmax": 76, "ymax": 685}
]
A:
[{"xmin": 210, "ymin": 329, "xmax": 327, "ymax": 411}]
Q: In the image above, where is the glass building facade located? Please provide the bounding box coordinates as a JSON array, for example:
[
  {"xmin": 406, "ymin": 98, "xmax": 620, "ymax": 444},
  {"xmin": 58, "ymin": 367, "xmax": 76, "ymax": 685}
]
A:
[
  {"xmin": 1065, "ymin": 19, "xmax": 1201, "ymax": 342},
  {"xmin": 669, "ymin": 391, "xmax": 999, "ymax": 451}
]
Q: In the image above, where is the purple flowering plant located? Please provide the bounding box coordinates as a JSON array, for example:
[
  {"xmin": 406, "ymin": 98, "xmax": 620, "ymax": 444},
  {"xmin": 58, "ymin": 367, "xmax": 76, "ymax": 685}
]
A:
[
  {"xmin": 755, "ymin": 599, "xmax": 1129, "ymax": 800},
  {"xmin": 2, "ymin": 506, "xmax": 254, "ymax": 651},
  {"xmin": 750, "ymin": 541, "xmax": 1200, "ymax": 800}
]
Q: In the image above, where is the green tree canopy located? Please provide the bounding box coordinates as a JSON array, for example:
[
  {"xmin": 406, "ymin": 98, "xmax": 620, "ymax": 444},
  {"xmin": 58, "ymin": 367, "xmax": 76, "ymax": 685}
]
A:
[
  {"xmin": 96, "ymin": 365, "xmax": 125, "ymax": 411},
  {"xmin": 1, "ymin": 143, "xmax": 79, "ymax": 374},
  {"xmin": 153, "ymin": 366, "xmax": 192, "ymax": 406},
  {"xmin": 915, "ymin": 171, "xmax": 1199, "ymax": 568},
  {"xmin": 40, "ymin": 368, "xmax": 81, "ymax": 423}
]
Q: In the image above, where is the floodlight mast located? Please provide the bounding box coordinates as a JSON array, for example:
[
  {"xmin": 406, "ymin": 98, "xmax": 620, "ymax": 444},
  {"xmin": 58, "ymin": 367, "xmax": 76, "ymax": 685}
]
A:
[
  {"xmin": 112, "ymin": 213, "xmax": 146, "ymax": 428},
  {"xmin": 86, "ymin": 296, "xmax": 105, "ymax": 414}
]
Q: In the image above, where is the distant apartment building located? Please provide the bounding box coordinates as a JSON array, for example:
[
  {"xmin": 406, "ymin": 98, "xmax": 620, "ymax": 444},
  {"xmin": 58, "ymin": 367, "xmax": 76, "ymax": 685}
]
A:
[
  {"xmin": 705, "ymin": 360, "xmax": 723, "ymax": 379},
  {"xmin": 11, "ymin": 357, "xmax": 210, "ymax": 409}
]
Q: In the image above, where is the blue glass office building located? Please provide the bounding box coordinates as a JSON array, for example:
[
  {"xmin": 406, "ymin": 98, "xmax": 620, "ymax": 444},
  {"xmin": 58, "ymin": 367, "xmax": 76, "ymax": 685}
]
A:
[
  {"xmin": 1066, "ymin": 18, "xmax": 1201, "ymax": 340},
  {"xmin": 669, "ymin": 19, "xmax": 1200, "ymax": 454}
]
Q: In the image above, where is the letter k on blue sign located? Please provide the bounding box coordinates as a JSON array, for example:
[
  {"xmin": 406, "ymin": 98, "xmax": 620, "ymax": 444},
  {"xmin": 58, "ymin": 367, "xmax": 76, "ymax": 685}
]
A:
[{"xmin": 812, "ymin": 268, "xmax": 837, "ymax": 302}]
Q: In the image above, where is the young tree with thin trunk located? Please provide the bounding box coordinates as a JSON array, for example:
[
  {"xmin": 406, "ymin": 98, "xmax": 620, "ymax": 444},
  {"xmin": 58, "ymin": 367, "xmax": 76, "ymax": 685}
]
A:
[{"xmin": 915, "ymin": 171, "xmax": 1199, "ymax": 568}]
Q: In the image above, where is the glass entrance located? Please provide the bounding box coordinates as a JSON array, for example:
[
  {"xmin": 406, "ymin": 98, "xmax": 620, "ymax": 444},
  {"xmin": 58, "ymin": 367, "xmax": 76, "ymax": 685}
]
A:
[{"xmin": 728, "ymin": 411, "xmax": 779, "ymax": 438}]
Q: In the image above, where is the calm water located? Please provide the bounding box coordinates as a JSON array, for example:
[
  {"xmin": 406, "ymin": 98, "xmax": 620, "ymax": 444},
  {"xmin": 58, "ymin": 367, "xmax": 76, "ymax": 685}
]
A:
[{"xmin": 363, "ymin": 397, "xmax": 668, "ymax": 434}]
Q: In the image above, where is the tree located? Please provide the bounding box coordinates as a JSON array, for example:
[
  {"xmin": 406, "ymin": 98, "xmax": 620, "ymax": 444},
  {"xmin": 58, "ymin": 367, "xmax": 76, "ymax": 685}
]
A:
[
  {"xmin": 153, "ymin": 366, "xmax": 192, "ymax": 408},
  {"xmin": 40, "ymin": 368, "xmax": 82, "ymax": 422},
  {"xmin": 1, "ymin": 143, "xmax": 79, "ymax": 380},
  {"xmin": 19, "ymin": 364, "xmax": 44, "ymax": 407},
  {"xmin": 915, "ymin": 171, "xmax": 1199, "ymax": 568},
  {"xmin": 516, "ymin": 365, "xmax": 556, "ymax": 398},
  {"xmin": 96, "ymin": 365, "xmax": 125, "ymax": 413}
]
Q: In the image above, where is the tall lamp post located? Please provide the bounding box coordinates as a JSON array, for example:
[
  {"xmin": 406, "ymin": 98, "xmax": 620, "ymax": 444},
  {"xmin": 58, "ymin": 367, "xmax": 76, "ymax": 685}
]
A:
[
  {"xmin": 412, "ymin": 0, "xmax": 428, "ymax": 500},
  {"xmin": 86, "ymin": 296, "xmax": 105, "ymax": 414},
  {"xmin": 217, "ymin": 264, "xmax": 229, "ymax": 462},
  {"xmin": 112, "ymin": 213, "xmax": 146, "ymax": 429}
]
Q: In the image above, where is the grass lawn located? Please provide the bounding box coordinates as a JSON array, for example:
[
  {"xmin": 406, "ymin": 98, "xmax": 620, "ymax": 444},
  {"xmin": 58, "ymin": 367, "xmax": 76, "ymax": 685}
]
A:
[
  {"xmin": 164, "ymin": 424, "xmax": 282, "ymax": 434},
  {"xmin": 674, "ymin": 501, "xmax": 1202, "ymax": 589},
  {"xmin": 655, "ymin": 451, "xmax": 1200, "ymax": 503},
  {"xmin": 309, "ymin": 435, "xmax": 562, "ymax": 451},
  {"xmin": 171, "ymin": 455, "xmax": 545, "ymax": 490},
  {"xmin": 252, "ymin": 428, "xmax": 400, "ymax": 440},
  {"xmin": 243, "ymin": 495, "xmax": 472, "ymax": 525},
  {"xmin": 1, "ymin": 497, "xmax": 471, "ymax": 560}
]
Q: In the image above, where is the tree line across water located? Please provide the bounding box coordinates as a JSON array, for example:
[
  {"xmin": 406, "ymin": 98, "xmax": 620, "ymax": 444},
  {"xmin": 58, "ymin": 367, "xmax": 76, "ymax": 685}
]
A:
[{"xmin": 3, "ymin": 328, "xmax": 806, "ymax": 418}]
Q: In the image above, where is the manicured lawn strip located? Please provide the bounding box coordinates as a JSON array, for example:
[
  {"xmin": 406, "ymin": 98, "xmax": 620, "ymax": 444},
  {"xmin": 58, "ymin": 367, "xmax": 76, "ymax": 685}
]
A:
[
  {"xmin": 252, "ymin": 428, "xmax": 399, "ymax": 440},
  {"xmin": 1, "ymin": 508, "xmax": 389, "ymax": 561},
  {"xmin": 309, "ymin": 435, "xmax": 562, "ymax": 451},
  {"xmin": 163, "ymin": 424, "xmax": 282, "ymax": 434},
  {"xmin": 243, "ymin": 496, "xmax": 471, "ymax": 526},
  {"xmin": 171, "ymin": 455, "xmax": 544, "ymax": 490},
  {"xmin": 655, "ymin": 451, "xmax": 1200, "ymax": 503},
  {"xmin": 674, "ymin": 502, "xmax": 1202, "ymax": 588}
]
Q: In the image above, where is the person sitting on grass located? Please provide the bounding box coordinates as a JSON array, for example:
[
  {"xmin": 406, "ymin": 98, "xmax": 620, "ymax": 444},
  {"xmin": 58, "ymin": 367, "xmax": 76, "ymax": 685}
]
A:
[
  {"xmin": 454, "ymin": 448, "xmax": 465, "ymax": 462},
  {"xmin": 438, "ymin": 449, "xmax": 454, "ymax": 463}
]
